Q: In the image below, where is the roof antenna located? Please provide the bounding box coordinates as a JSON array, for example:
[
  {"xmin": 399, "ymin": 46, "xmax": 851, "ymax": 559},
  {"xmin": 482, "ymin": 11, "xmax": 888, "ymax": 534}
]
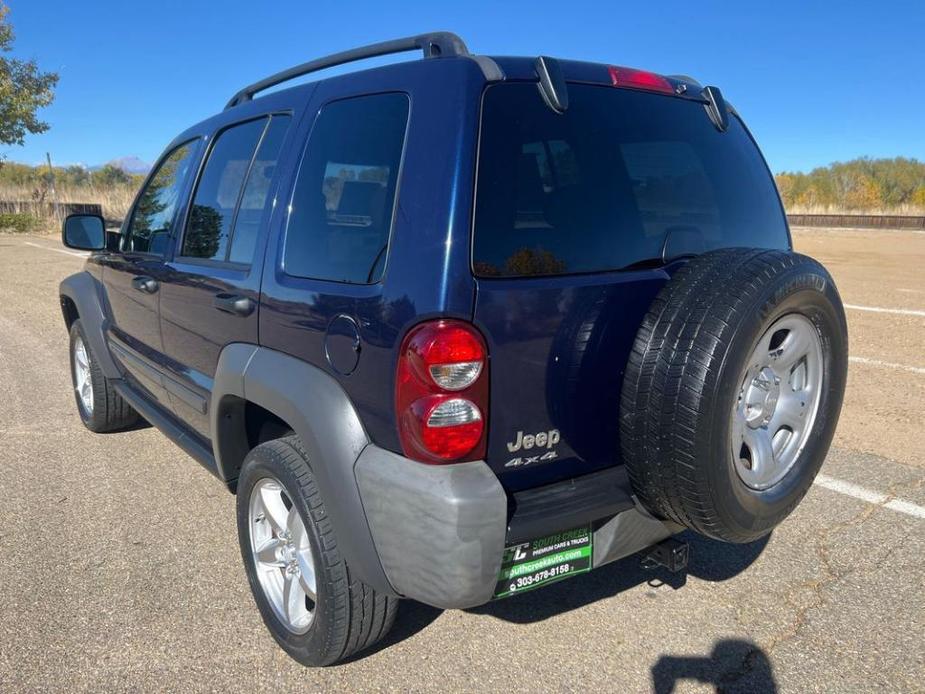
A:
[{"xmin": 535, "ymin": 56, "xmax": 568, "ymax": 113}]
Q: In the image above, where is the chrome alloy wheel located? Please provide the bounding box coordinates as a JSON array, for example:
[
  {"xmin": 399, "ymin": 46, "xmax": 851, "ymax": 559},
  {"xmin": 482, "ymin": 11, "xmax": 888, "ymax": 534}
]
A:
[
  {"xmin": 248, "ymin": 477, "xmax": 317, "ymax": 634},
  {"xmin": 72, "ymin": 336, "xmax": 94, "ymax": 414},
  {"xmin": 731, "ymin": 314, "xmax": 824, "ymax": 490}
]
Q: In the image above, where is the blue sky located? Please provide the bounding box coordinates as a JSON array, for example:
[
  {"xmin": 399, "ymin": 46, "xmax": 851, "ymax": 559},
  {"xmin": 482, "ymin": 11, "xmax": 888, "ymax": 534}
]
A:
[{"xmin": 7, "ymin": 0, "xmax": 924, "ymax": 173}]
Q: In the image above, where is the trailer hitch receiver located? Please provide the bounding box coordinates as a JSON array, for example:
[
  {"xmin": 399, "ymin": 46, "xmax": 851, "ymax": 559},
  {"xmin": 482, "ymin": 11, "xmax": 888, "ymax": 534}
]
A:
[{"xmin": 641, "ymin": 537, "xmax": 690, "ymax": 573}]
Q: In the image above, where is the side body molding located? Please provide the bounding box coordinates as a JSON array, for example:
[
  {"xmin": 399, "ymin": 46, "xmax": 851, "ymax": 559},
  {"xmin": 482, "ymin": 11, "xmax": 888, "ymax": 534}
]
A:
[
  {"xmin": 59, "ymin": 271, "xmax": 121, "ymax": 379},
  {"xmin": 211, "ymin": 343, "xmax": 395, "ymax": 596}
]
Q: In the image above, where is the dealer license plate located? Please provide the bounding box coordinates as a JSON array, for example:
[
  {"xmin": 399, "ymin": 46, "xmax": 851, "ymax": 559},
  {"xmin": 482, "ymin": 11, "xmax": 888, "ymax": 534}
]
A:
[{"xmin": 493, "ymin": 525, "xmax": 592, "ymax": 599}]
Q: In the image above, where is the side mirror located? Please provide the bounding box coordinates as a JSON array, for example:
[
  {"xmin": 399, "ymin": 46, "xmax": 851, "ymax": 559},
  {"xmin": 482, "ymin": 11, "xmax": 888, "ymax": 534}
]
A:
[{"xmin": 62, "ymin": 214, "xmax": 106, "ymax": 251}]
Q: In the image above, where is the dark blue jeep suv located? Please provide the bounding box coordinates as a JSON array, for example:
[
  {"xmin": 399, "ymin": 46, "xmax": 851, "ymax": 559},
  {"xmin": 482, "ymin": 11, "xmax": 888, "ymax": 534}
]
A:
[{"xmin": 59, "ymin": 32, "xmax": 848, "ymax": 666}]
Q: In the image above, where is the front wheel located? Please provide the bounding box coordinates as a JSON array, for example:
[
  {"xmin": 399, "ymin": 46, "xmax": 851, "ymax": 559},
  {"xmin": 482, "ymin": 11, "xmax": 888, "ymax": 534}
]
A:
[
  {"xmin": 68, "ymin": 319, "xmax": 138, "ymax": 432},
  {"xmin": 236, "ymin": 436, "xmax": 398, "ymax": 666}
]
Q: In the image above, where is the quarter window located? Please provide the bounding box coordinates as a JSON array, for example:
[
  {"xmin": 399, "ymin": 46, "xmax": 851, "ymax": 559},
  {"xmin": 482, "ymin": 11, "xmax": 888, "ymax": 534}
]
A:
[
  {"xmin": 123, "ymin": 141, "xmax": 197, "ymax": 254},
  {"xmin": 283, "ymin": 93, "xmax": 409, "ymax": 284}
]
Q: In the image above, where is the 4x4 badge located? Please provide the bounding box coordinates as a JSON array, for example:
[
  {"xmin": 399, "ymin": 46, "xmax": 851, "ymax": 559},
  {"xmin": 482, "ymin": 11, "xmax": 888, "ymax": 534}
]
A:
[{"xmin": 505, "ymin": 451, "xmax": 558, "ymax": 468}]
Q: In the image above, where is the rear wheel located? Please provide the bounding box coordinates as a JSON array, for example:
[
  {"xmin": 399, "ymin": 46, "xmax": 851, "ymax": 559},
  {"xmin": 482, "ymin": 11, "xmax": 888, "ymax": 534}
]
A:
[
  {"xmin": 620, "ymin": 249, "xmax": 848, "ymax": 543},
  {"xmin": 68, "ymin": 319, "xmax": 138, "ymax": 432},
  {"xmin": 236, "ymin": 436, "xmax": 398, "ymax": 666}
]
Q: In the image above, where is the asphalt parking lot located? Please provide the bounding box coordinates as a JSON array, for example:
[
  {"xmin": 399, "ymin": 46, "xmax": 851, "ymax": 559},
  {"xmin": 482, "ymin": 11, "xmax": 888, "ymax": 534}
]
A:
[{"xmin": 1, "ymin": 228, "xmax": 923, "ymax": 693}]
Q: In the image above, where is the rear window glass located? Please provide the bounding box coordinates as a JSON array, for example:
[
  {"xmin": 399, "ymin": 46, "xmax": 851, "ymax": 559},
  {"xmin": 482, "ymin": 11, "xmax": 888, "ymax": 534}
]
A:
[{"xmin": 473, "ymin": 83, "xmax": 788, "ymax": 278}]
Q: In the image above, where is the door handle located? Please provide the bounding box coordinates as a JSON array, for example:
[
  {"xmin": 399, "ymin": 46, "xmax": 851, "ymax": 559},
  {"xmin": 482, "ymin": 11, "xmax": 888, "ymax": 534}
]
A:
[
  {"xmin": 131, "ymin": 276, "xmax": 159, "ymax": 294},
  {"xmin": 213, "ymin": 294, "xmax": 255, "ymax": 317}
]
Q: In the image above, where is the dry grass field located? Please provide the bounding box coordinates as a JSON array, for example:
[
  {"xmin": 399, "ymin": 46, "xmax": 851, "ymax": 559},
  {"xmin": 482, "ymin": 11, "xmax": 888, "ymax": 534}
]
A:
[
  {"xmin": 0, "ymin": 183, "xmax": 136, "ymax": 225},
  {"xmin": 787, "ymin": 204, "xmax": 925, "ymax": 215}
]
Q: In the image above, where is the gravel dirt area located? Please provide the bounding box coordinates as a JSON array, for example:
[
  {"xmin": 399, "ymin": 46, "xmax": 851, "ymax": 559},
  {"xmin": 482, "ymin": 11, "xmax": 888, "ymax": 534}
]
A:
[{"xmin": 0, "ymin": 229, "xmax": 922, "ymax": 693}]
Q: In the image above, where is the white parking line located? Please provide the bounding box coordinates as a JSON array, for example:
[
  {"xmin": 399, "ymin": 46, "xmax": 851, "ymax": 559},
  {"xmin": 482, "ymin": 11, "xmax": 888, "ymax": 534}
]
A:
[
  {"xmin": 897, "ymin": 288, "xmax": 925, "ymax": 295},
  {"xmin": 844, "ymin": 303, "xmax": 925, "ymax": 317},
  {"xmin": 21, "ymin": 241, "xmax": 87, "ymax": 258},
  {"xmin": 849, "ymin": 356, "xmax": 925, "ymax": 375},
  {"xmin": 814, "ymin": 474, "xmax": 925, "ymax": 520}
]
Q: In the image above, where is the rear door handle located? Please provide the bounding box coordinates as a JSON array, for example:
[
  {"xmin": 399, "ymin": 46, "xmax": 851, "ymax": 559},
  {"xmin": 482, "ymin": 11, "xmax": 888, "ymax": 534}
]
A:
[
  {"xmin": 131, "ymin": 276, "xmax": 159, "ymax": 294},
  {"xmin": 213, "ymin": 294, "xmax": 255, "ymax": 317}
]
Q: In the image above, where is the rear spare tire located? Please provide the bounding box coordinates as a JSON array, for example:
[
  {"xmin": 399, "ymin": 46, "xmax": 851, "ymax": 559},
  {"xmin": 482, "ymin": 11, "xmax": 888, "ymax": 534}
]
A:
[{"xmin": 620, "ymin": 248, "xmax": 848, "ymax": 543}]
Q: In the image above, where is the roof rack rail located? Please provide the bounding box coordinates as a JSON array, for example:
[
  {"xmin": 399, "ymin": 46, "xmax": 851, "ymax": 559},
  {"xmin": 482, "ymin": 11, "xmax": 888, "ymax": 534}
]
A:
[{"xmin": 225, "ymin": 31, "xmax": 469, "ymax": 109}]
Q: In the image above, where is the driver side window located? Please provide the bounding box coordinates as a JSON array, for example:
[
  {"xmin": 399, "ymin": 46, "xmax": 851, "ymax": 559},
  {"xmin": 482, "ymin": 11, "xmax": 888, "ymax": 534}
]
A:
[{"xmin": 123, "ymin": 140, "xmax": 197, "ymax": 254}]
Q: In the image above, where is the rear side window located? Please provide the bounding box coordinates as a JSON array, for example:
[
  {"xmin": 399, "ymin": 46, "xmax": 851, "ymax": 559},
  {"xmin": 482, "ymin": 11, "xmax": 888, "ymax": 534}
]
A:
[
  {"xmin": 124, "ymin": 140, "xmax": 197, "ymax": 255},
  {"xmin": 473, "ymin": 83, "xmax": 788, "ymax": 278},
  {"xmin": 182, "ymin": 117, "xmax": 278, "ymax": 263},
  {"xmin": 283, "ymin": 93, "xmax": 409, "ymax": 284},
  {"xmin": 229, "ymin": 116, "xmax": 291, "ymax": 264}
]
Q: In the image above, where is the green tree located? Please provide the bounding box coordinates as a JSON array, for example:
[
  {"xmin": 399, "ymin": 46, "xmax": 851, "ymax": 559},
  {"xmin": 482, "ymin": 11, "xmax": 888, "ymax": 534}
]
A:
[
  {"xmin": 185, "ymin": 205, "xmax": 223, "ymax": 258},
  {"xmin": 911, "ymin": 186, "xmax": 925, "ymax": 208},
  {"xmin": 91, "ymin": 164, "xmax": 131, "ymax": 188},
  {"xmin": 61, "ymin": 164, "xmax": 90, "ymax": 187},
  {"xmin": 775, "ymin": 157, "xmax": 925, "ymax": 212},
  {"xmin": 0, "ymin": 3, "xmax": 58, "ymax": 148},
  {"xmin": 474, "ymin": 248, "xmax": 569, "ymax": 277}
]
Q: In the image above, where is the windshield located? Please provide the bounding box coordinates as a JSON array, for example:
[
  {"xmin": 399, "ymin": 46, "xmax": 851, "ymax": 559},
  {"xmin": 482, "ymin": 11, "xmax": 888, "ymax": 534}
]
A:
[{"xmin": 472, "ymin": 82, "xmax": 789, "ymax": 278}]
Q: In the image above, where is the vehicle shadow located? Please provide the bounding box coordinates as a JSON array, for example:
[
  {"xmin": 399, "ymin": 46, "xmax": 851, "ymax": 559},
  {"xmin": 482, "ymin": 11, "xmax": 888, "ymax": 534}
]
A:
[
  {"xmin": 651, "ymin": 639, "xmax": 777, "ymax": 693},
  {"xmin": 355, "ymin": 531, "xmax": 770, "ymax": 661},
  {"xmin": 471, "ymin": 530, "xmax": 770, "ymax": 624},
  {"xmin": 117, "ymin": 418, "xmax": 152, "ymax": 433}
]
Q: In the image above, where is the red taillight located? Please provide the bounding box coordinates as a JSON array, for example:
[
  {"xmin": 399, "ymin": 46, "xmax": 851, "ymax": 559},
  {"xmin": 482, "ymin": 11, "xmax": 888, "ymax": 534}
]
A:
[
  {"xmin": 608, "ymin": 66, "xmax": 675, "ymax": 95},
  {"xmin": 396, "ymin": 320, "xmax": 488, "ymax": 463}
]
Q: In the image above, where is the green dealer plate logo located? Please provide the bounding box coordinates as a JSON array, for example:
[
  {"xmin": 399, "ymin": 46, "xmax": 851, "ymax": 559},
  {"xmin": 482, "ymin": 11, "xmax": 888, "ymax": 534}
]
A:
[{"xmin": 493, "ymin": 525, "xmax": 592, "ymax": 599}]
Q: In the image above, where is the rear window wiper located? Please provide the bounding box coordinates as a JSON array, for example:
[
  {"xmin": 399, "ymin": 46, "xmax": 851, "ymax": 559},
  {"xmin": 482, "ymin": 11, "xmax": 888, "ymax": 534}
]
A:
[{"xmin": 619, "ymin": 252, "xmax": 699, "ymax": 272}]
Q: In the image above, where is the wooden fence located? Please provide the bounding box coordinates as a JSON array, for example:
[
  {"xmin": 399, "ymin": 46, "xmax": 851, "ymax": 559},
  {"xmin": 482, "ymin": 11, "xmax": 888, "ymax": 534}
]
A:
[
  {"xmin": 787, "ymin": 214, "xmax": 925, "ymax": 230},
  {"xmin": 0, "ymin": 201, "xmax": 103, "ymax": 218}
]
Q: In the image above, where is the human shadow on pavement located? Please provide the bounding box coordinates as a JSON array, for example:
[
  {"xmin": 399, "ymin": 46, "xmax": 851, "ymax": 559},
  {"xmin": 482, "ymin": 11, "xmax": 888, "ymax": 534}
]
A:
[{"xmin": 651, "ymin": 639, "xmax": 777, "ymax": 693}]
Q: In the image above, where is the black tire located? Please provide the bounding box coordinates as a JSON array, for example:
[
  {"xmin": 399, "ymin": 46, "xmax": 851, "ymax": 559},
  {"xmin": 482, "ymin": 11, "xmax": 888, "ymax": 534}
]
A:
[
  {"xmin": 620, "ymin": 248, "xmax": 848, "ymax": 543},
  {"xmin": 236, "ymin": 436, "xmax": 398, "ymax": 666},
  {"xmin": 68, "ymin": 319, "xmax": 139, "ymax": 432}
]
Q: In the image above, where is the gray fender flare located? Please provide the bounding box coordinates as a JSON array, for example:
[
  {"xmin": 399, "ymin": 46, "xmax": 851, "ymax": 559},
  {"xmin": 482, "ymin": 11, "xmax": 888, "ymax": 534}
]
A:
[
  {"xmin": 211, "ymin": 343, "xmax": 394, "ymax": 596},
  {"xmin": 58, "ymin": 271, "xmax": 121, "ymax": 380}
]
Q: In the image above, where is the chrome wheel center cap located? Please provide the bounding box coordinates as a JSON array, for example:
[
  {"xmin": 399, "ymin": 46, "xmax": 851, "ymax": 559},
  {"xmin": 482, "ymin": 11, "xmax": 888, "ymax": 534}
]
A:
[{"xmin": 743, "ymin": 367, "xmax": 781, "ymax": 428}]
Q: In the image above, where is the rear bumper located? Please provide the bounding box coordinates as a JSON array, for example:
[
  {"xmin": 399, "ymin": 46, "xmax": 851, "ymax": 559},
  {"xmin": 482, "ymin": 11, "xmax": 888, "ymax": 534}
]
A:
[{"xmin": 354, "ymin": 445, "xmax": 678, "ymax": 609}]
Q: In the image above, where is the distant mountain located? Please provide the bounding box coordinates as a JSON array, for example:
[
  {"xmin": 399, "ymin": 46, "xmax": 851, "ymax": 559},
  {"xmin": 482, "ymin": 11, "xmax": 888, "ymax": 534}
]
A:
[{"xmin": 90, "ymin": 156, "xmax": 151, "ymax": 175}]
